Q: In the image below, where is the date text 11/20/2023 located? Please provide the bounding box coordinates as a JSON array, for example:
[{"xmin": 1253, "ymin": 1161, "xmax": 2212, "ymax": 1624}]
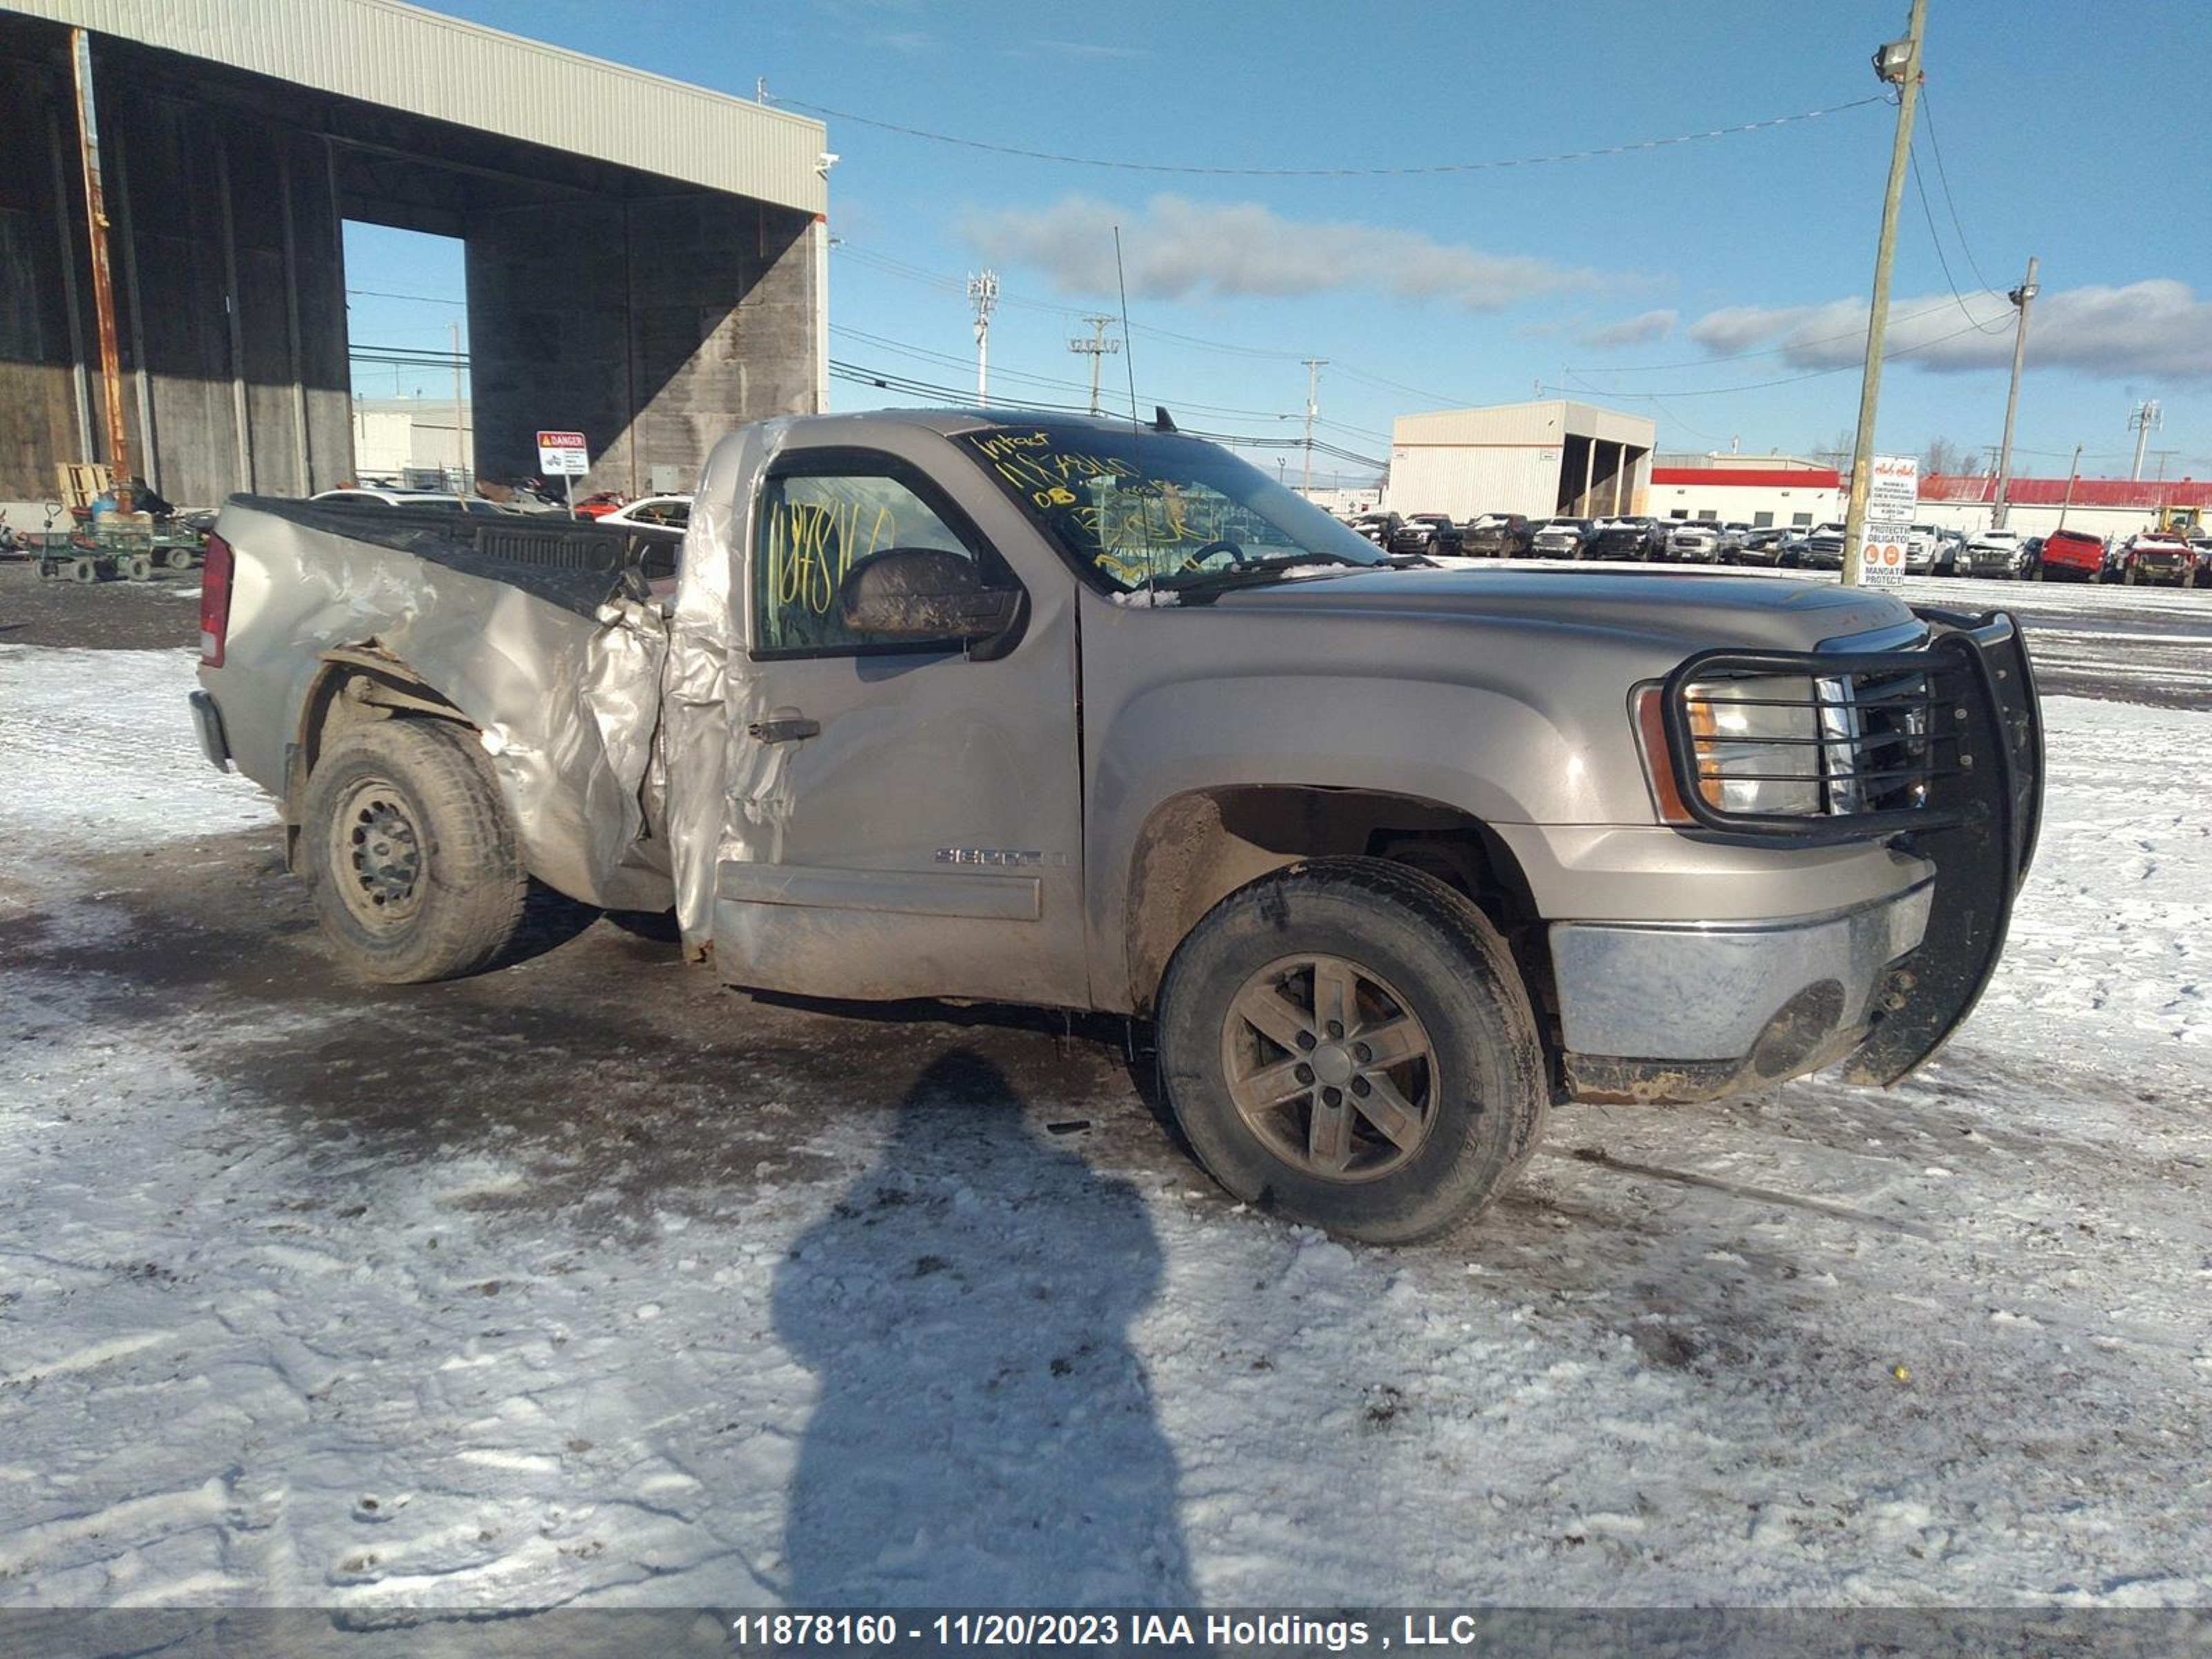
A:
[{"xmin": 727, "ymin": 1612, "xmax": 1491, "ymax": 1651}]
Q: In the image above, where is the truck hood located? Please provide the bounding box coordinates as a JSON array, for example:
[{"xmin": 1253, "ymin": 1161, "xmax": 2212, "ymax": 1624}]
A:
[{"xmin": 1210, "ymin": 565, "xmax": 1917, "ymax": 651}]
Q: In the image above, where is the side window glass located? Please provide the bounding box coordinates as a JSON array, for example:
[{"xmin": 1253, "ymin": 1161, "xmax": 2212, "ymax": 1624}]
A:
[{"xmin": 754, "ymin": 469, "xmax": 979, "ymax": 655}]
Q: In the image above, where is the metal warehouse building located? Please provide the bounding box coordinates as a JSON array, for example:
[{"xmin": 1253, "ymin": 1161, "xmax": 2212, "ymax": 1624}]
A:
[
  {"xmin": 1386, "ymin": 400, "xmax": 1656, "ymax": 522},
  {"xmin": 0, "ymin": 0, "xmax": 827, "ymax": 505}
]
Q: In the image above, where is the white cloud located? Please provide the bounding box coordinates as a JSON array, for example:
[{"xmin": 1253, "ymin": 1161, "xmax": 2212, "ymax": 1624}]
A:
[
  {"xmin": 1685, "ymin": 281, "xmax": 2212, "ymax": 378},
  {"xmin": 959, "ymin": 194, "xmax": 1623, "ymax": 312},
  {"xmin": 1009, "ymin": 39, "xmax": 1145, "ymax": 59},
  {"xmin": 1582, "ymin": 309, "xmax": 1678, "ymax": 349}
]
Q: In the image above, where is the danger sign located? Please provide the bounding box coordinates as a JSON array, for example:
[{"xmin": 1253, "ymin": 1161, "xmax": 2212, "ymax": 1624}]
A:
[{"xmin": 536, "ymin": 430, "xmax": 590, "ymax": 476}]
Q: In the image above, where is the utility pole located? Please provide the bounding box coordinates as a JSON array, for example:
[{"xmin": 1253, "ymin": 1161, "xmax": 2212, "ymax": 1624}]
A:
[
  {"xmin": 2128, "ymin": 400, "xmax": 2162, "ymax": 480},
  {"xmin": 966, "ymin": 270, "xmax": 999, "ymax": 408},
  {"xmin": 1839, "ymin": 0, "xmax": 1927, "ymax": 587},
  {"xmin": 2056, "ymin": 442, "xmax": 2083, "ymax": 529},
  {"xmin": 1067, "ymin": 315, "xmax": 1121, "ymax": 416},
  {"xmin": 450, "ymin": 317, "xmax": 467, "ymax": 495},
  {"xmin": 1300, "ymin": 357, "xmax": 1327, "ymax": 494},
  {"xmin": 1989, "ymin": 255, "xmax": 2038, "ymax": 530}
]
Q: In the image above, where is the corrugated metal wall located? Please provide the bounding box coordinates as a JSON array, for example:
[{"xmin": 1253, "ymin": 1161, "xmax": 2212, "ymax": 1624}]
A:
[
  {"xmin": 12, "ymin": 0, "xmax": 827, "ymax": 214},
  {"xmin": 1388, "ymin": 446, "xmax": 1564, "ymax": 521}
]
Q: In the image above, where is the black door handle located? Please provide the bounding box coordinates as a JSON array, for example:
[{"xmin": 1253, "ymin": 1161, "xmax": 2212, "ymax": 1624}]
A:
[{"xmin": 748, "ymin": 716, "xmax": 821, "ymax": 743}]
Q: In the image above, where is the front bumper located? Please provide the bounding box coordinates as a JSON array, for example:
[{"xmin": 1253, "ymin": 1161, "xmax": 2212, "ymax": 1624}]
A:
[
  {"xmin": 1555, "ymin": 608, "xmax": 2042, "ymax": 1103},
  {"xmin": 1553, "ymin": 882, "xmax": 1932, "ymax": 1095}
]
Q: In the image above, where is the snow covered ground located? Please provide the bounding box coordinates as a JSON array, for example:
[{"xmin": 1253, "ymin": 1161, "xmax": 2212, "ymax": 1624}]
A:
[{"xmin": 1, "ymin": 641, "xmax": 2208, "ymax": 1613}]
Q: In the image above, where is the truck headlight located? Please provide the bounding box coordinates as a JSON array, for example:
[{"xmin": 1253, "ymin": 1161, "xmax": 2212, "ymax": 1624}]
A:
[{"xmin": 1637, "ymin": 675, "xmax": 1854, "ymax": 821}]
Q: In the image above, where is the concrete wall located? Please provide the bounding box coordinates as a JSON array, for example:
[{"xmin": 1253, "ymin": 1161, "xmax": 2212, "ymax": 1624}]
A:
[
  {"xmin": 1, "ymin": 12, "xmax": 823, "ymax": 509},
  {"xmin": 0, "ymin": 41, "xmax": 351, "ymax": 503},
  {"xmin": 467, "ymin": 197, "xmax": 821, "ymax": 496}
]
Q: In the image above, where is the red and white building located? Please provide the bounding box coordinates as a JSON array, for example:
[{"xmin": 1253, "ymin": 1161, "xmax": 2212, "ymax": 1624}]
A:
[
  {"xmin": 1649, "ymin": 453, "xmax": 2212, "ymax": 541},
  {"xmin": 1648, "ymin": 454, "xmax": 1846, "ymax": 528}
]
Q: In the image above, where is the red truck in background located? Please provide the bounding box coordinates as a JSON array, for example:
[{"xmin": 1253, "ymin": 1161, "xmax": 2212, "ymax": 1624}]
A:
[
  {"xmin": 2034, "ymin": 527, "xmax": 2107, "ymax": 583},
  {"xmin": 2117, "ymin": 533, "xmax": 2200, "ymax": 588}
]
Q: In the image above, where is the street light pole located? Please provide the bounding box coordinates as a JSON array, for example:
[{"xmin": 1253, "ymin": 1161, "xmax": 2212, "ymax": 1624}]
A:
[
  {"xmin": 1840, "ymin": 0, "xmax": 1927, "ymax": 588},
  {"xmin": 1989, "ymin": 255, "xmax": 2039, "ymax": 531}
]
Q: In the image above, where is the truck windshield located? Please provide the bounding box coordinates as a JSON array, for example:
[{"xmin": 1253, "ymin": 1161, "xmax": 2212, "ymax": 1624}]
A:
[{"xmin": 959, "ymin": 422, "xmax": 1389, "ymax": 594}]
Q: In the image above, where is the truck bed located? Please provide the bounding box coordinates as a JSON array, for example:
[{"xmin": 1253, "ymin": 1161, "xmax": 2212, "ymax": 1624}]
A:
[{"xmin": 202, "ymin": 496, "xmax": 683, "ymax": 913}]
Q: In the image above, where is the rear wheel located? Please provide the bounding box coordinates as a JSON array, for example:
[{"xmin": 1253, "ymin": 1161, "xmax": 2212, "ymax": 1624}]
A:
[
  {"xmin": 69, "ymin": 555, "xmax": 97, "ymax": 583},
  {"xmin": 301, "ymin": 720, "xmax": 529, "ymax": 983},
  {"xmin": 1156, "ymin": 857, "xmax": 1547, "ymax": 1244}
]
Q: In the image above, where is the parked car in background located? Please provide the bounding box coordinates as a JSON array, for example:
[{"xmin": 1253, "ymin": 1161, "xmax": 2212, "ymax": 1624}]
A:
[
  {"xmin": 310, "ymin": 487, "xmax": 507, "ymax": 516},
  {"xmin": 1732, "ymin": 526, "xmax": 1794, "ymax": 566},
  {"xmin": 1665, "ymin": 521, "xmax": 1729, "ymax": 564},
  {"xmin": 1530, "ymin": 517, "xmax": 1597, "ymax": 559},
  {"xmin": 593, "ymin": 494, "xmax": 693, "ymax": 530},
  {"xmin": 1903, "ymin": 525, "xmax": 1939, "ymax": 574},
  {"xmin": 1792, "ymin": 523, "xmax": 1848, "ymax": 572},
  {"xmin": 2115, "ymin": 532, "xmax": 2198, "ymax": 587},
  {"xmin": 2033, "ymin": 527, "xmax": 2107, "ymax": 583},
  {"xmin": 1590, "ymin": 516, "xmax": 1664, "ymax": 561},
  {"xmin": 1962, "ymin": 529, "xmax": 2028, "ymax": 579},
  {"xmin": 1350, "ymin": 511, "xmax": 1403, "ymax": 547},
  {"xmin": 1458, "ymin": 512, "xmax": 1534, "ymax": 559},
  {"xmin": 1389, "ymin": 512, "xmax": 1464, "ymax": 557}
]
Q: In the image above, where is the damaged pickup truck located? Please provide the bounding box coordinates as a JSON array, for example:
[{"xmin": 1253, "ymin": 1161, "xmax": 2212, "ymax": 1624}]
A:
[{"xmin": 191, "ymin": 411, "xmax": 2043, "ymax": 1243}]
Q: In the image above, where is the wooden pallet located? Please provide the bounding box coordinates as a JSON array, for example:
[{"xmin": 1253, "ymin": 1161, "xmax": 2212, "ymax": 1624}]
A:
[{"xmin": 55, "ymin": 462, "xmax": 111, "ymax": 509}]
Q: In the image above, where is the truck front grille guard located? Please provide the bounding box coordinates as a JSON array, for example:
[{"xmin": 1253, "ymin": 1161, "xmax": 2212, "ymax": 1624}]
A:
[
  {"xmin": 1662, "ymin": 608, "xmax": 2044, "ymax": 1087},
  {"xmin": 1657, "ymin": 609, "xmax": 2041, "ymax": 875}
]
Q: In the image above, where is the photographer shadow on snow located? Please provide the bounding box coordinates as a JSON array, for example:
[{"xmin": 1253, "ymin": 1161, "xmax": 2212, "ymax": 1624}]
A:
[{"xmin": 772, "ymin": 1047, "xmax": 1198, "ymax": 1606}]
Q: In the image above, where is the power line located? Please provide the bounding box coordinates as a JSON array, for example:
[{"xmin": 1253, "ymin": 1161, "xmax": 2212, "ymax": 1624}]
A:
[
  {"xmin": 1916, "ymin": 87, "xmax": 2002, "ymax": 297},
  {"xmin": 827, "ymin": 322, "xmax": 1389, "ymax": 437},
  {"xmin": 776, "ymin": 93, "xmax": 1888, "ymax": 178},
  {"xmin": 1909, "ymin": 140, "xmax": 2010, "ymax": 332},
  {"xmin": 832, "ymin": 238, "xmax": 1498, "ymax": 413},
  {"xmin": 346, "ymin": 287, "xmax": 467, "ymax": 307},
  {"xmin": 826, "ymin": 358, "xmax": 1387, "ymax": 469}
]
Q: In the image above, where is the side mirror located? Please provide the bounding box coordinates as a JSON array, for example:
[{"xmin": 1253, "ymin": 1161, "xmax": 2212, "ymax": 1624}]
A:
[{"xmin": 836, "ymin": 547, "xmax": 1021, "ymax": 644}]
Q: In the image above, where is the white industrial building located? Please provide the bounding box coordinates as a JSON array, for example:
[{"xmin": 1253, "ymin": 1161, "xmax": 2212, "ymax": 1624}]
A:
[
  {"xmin": 1649, "ymin": 453, "xmax": 1847, "ymax": 527},
  {"xmin": 1385, "ymin": 400, "xmax": 1656, "ymax": 521},
  {"xmin": 348, "ymin": 397, "xmax": 471, "ymax": 483}
]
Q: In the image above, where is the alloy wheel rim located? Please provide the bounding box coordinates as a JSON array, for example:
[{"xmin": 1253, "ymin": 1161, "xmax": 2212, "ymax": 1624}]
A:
[{"xmin": 1219, "ymin": 953, "xmax": 1439, "ymax": 1183}]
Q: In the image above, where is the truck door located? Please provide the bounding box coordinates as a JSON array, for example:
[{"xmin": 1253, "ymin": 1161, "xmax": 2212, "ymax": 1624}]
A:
[{"xmin": 712, "ymin": 435, "xmax": 1089, "ymax": 1007}]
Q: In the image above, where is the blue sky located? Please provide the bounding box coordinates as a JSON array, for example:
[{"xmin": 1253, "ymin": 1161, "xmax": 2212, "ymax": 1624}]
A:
[{"xmin": 344, "ymin": 0, "xmax": 2212, "ymax": 486}]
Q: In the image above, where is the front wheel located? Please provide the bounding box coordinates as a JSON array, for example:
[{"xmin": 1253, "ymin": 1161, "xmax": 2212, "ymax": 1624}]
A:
[
  {"xmin": 301, "ymin": 719, "xmax": 529, "ymax": 983},
  {"xmin": 1156, "ymin": 858, "xmax": 1547, "ymax": 1244}
]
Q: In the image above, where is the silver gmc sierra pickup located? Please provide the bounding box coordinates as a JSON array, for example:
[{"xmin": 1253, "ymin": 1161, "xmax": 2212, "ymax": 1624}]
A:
[{"xmin": 190, "ymin": 410, "xmax": 2043, "ymax": 1242}]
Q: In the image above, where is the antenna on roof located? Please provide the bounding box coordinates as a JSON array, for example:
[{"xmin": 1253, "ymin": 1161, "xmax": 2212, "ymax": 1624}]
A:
[{"xmin": 1153, "ymin": 405, "xmax": 1177, "ymax": 433}]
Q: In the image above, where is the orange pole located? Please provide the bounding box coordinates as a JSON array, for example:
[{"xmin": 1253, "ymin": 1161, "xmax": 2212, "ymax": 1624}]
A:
[{"xmin": 71, "ymin": 27, "xmax": 131, "ymax": 515}]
